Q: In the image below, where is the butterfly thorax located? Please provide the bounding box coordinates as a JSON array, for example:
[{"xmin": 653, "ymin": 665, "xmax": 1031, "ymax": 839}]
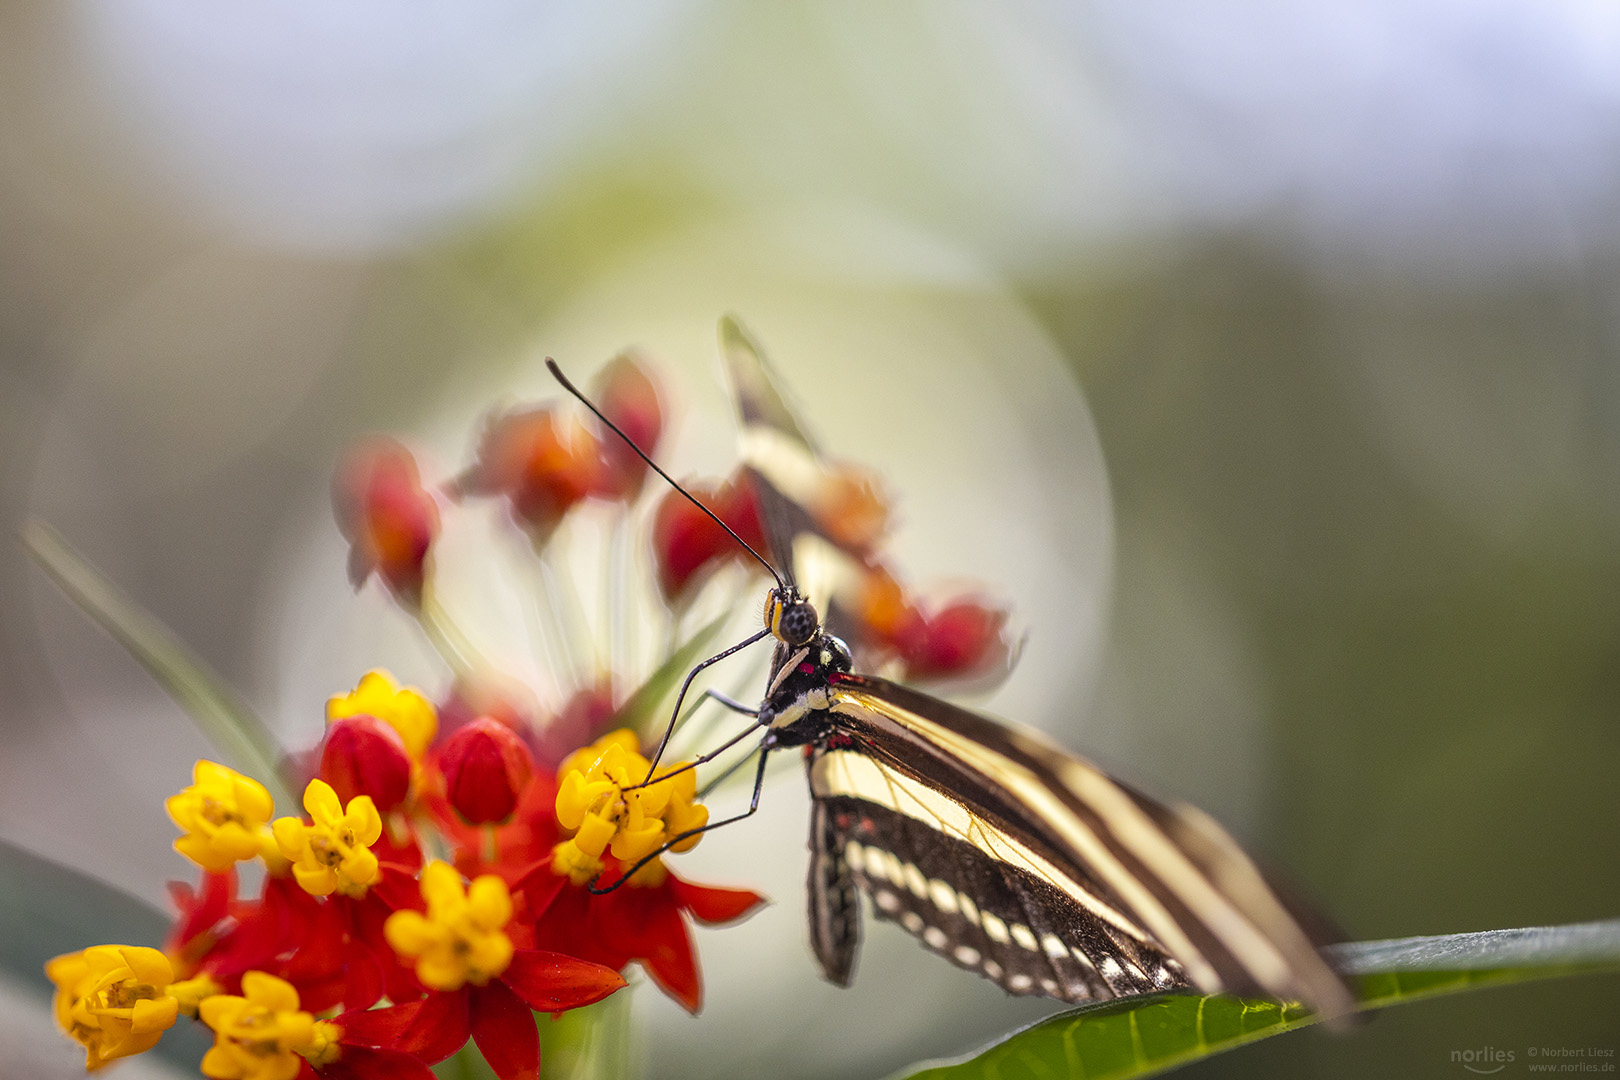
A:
[{"xmin": 757, "ymin": 606, "xmax": 853, "ymax": 746}]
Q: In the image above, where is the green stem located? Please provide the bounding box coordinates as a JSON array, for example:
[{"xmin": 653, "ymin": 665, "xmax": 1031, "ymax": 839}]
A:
[
  {"xmin": 417, "ymin": 585, "xmax": 481, "ymax": 680},
  {"xmin": 21, "ymin": 519, "xmax": 296, "ymax": 810}
]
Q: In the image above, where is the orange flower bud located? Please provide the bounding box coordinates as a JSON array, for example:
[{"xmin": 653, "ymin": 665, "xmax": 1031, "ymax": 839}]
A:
[
  {"xmin": 590, "ymin": 351, "xmax": 665, "ymax": 502},
  {"xmin": 319, "ymin": 716, "xmax": 413, "ymax": 813},
  {"xmin": 458, "ymin": 405, "xmax": 601, "ymax": 541},
  {"xmin": 436, "ymin": 718, "xmax": 535, "ymax": 825},
  {"xmin": 812, "ymin": 463, "xmax": 890, "ymax": 554},
  {"xmin": 850, "ymin": 565, "xmax": 925, "ymax": 653},
  {"xmin": 332, "ymin": 438, "xmax": 440, "ymax": 603}
]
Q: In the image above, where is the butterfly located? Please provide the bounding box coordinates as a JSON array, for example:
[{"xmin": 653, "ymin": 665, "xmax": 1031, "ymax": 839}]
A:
[{"xmin": 547, "ymin": 324, "xmax": 1355, "ymax": 1020}]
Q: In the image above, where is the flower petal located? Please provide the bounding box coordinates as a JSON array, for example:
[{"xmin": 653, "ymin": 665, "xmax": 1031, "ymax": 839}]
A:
[
  {"xmin": 670, "ymin": 877, "xmax": 769, "ymax": 926},
  {"xmin": 469, "ymin": 981, "xmax": 538, "ymax": 1080},
  {"xmin": 317, "ymin": 1046, "xmax": 435, "ymax": 1080},
  {"xmin": 499, "ymin": 950, "xmax": 625, "ymax": 1013},
  {"xmin": 509, "ymin": 862, "xmax": 567, "ymax": 918},
  {"xmin": 347, "ymin": 797, "xmax": 383, "ymax": 847},
  {"xmin": 242, "ymin": 970, "xmax": 301, "ymax": 1012},
  {"xmin": 635, "ymin": 899, "xmax": 701, "ymax": 1014},
  {"xmin": 338, "ymin": 991, "xmax": 469, "ymax": 1064},
  {"xmin": 341, "ymin": 946, "xmax": 386, "ymax": 1014},
  {"xmin": 117, "ymin": 946, "xmax": 174, "ymax": 987},
  {"xmin": 304, "ymin": 779, "xmax": 343, "ymax": 822},
  {"xmin": 331, "ymin": 1002, "xmax": 416, "ymax": 1049}
]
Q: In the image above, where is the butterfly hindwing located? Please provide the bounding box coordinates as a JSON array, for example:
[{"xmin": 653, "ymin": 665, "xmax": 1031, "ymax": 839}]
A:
[
  {"xmin": 809, "ymin": 777, "xmax": 1192, "ymax": 1003},
  {"xmin": 814, "ymin": 674, "xmax": 1353, "ymax": 1016},
  {"xmin": 806, "ymin": 794, "xmax": 862, "ymax": 987}
]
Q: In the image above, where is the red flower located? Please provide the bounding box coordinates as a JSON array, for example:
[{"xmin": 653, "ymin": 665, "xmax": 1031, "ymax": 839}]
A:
[
  {"xmin": 845, "ymin": 564, "xmax": 926, "ymax": 657},
  {"xmin": 426, "ymin": 769, "xmax": 561, "ymax": 884},
  {"xmin": 338, "ymin": 951, "xmax": 623, "ymax": 1080},
  {"xmin": 333, "ymin": 438, "xmax": 440, "ymax": 604},
  {"xmin": 456, "ymin": 405, "xmax": 601, "ymax": 541},
  {"xmin": 527, "ymin": 864, "xmax": 764, "ymax": 1015},
  {"xmin": 166, "ymin": 869, "xmax": 235, "ymax": 972},
  {"xmin": 345, "ymin": 863, "xmax": 626, "ymax": 1080},
  {"xmin": 810, "ymin": 462, "xmax": 891, "ymax": 554},
  {"xmin": 176, "ymin": 863, "xmax": 423, "ymax": 1016},
  {"xmin": 434, "ymin": 718, "xmax": 536, "ymax": 825}
]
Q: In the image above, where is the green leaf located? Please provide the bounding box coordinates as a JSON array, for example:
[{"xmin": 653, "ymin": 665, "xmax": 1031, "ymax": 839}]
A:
[
  {"xmin": 610, "ymin": 610, "xmax": 733, "ymax": 744},
  {"xmin": 890, "ymin": 919, "xmax": 1620, "ymax": 1080},
  {"xmin": 22, "ymin": 519, "xmax": 296, "ymax": 810}
]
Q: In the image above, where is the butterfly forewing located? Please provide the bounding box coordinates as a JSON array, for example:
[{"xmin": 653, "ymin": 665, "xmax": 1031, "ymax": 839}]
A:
[{"xmin": 710, "ymin": 316, "xmax": 1352, "ymax": 1019}]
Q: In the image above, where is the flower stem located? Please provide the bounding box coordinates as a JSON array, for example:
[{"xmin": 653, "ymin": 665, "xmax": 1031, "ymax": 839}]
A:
[{"xmin": 416, "ymin": 586, "xmax": 480, "ymax": 679}]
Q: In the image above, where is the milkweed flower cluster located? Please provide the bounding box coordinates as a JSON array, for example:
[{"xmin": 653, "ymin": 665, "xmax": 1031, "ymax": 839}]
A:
[{"xmin": 48, "ymin": 346, "xmax": 1011, "ymax": 1079}]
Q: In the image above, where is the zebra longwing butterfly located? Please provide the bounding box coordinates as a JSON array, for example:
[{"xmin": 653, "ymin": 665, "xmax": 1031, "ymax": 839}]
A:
[{"xmin": 549, "ymin": 323, "xmax": 1355, "ymax": 1021}]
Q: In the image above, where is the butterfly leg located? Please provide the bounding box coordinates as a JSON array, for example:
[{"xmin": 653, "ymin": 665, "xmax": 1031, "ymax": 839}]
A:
[
  {"xmin": 624, "ymin": 720, "xmax": 763, "ymax": 791},
  {"xmin": 699, "ymin": 740, "xmax": 763, "ymax": 798},
  {"xmin": 642, "ymin": 627, "xmax": 770, "ymax": 781},
  {"xmin": 590, "ymin": 738, "xmax": 776, "ymax": 895},
  {"xmin": 703, "ymin": 688, "xmax": 759, "ymax": 716}
]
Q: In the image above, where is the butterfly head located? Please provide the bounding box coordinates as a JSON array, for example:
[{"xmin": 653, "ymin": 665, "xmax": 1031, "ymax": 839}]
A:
[{"xmin": 764, "ymin": 587, "xmax": 820, "ymax": 648}]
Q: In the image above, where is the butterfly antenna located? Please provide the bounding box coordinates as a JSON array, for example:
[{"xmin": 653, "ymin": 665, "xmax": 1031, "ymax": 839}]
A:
[{"xmin": 547, "ymin": 358, "xmax": 785, "ymax": 590}]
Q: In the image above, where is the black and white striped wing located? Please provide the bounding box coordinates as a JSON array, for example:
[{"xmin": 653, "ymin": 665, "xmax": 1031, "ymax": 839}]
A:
[
  {"xmin": 808, "ymin": 673, "xmax": 1355, "ymax": 1018},
  {"xmin": 808, "ymin": 750, "xmax": 1185, "ymax": 1002},
  {"xmin": 806, "ymin": 795, "xmax": 863, "ymax": 987}
]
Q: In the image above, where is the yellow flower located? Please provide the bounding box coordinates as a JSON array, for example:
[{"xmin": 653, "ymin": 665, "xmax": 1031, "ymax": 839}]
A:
[
  {"xmin": 384, "ymin": 861, "xmax": 513, "ymax": 991},
  {"xmin": 551, "ymin": 729, "xmax": 711, "ymax": 886},
  {"xmin": 271, "ymin": 779, "xmax": 383, "ymax": 897},
  {"xmin": 166, "ymin": 761, "xmax": 275, "ymax": 873},
  {"xmin": 198, "ymin": 971, "xmax": 319, "ymax": 1080},
  {"xmin": 326, "ymin": 669, "xmax": 437, "ymax": 759},
  {"xmin": 46, "ymin": 945, "xmax": 180, "ymax": 1070}
]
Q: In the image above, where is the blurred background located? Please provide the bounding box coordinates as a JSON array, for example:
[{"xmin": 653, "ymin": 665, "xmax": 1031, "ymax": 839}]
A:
[{"xmin": 3, "ymin": 1, "xmax": 1619, "ymax": 1077}]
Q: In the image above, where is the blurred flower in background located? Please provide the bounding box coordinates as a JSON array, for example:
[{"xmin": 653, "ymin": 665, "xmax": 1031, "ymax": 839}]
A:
[{"xmin": 3, "ymin": 1, "xmax": 1619, "ymax": 1078}]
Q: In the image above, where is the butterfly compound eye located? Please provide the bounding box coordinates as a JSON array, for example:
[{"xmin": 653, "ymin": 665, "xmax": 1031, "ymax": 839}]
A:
[
  {"xmin": 765, "ymin": 596, "xmax": 818, "ymax": 648},
  {"xmin": 779, "ymin": 602, "xmax": 819, "ymax": 646}
]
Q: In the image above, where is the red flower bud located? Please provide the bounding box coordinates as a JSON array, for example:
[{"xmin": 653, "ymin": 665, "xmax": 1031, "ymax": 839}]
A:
[
  {"xmin": 900, "ymin": 598, "xmax": 1010, "ymax": 682},
  {"xmin": 651, "ymin": 479, "xmax": 732, "ymax": 602},
  {"xmin": 651, "ymin": 473, "xmax": 770, "ymax": 603},
  {"xmin": 320, "ymin": 716, "xmax": 413, "ymax": 812},
  {"xmin": 717, "ymin": 474, "xmax": 767, "ymax": 554},
  {"xmin": 436, "ymin": 717, "xmax": 535, "ymax": 824},
  {"xmin": 590, "ymin": 351, "xmax": 665, "ymax": 502},
  {"xmin": 457, "ymin": 405, "xmax": 601, "ymax": 541},
  {"xmin": 333, "ymin": 438, "xmax": 440, "ymax": 603}
]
